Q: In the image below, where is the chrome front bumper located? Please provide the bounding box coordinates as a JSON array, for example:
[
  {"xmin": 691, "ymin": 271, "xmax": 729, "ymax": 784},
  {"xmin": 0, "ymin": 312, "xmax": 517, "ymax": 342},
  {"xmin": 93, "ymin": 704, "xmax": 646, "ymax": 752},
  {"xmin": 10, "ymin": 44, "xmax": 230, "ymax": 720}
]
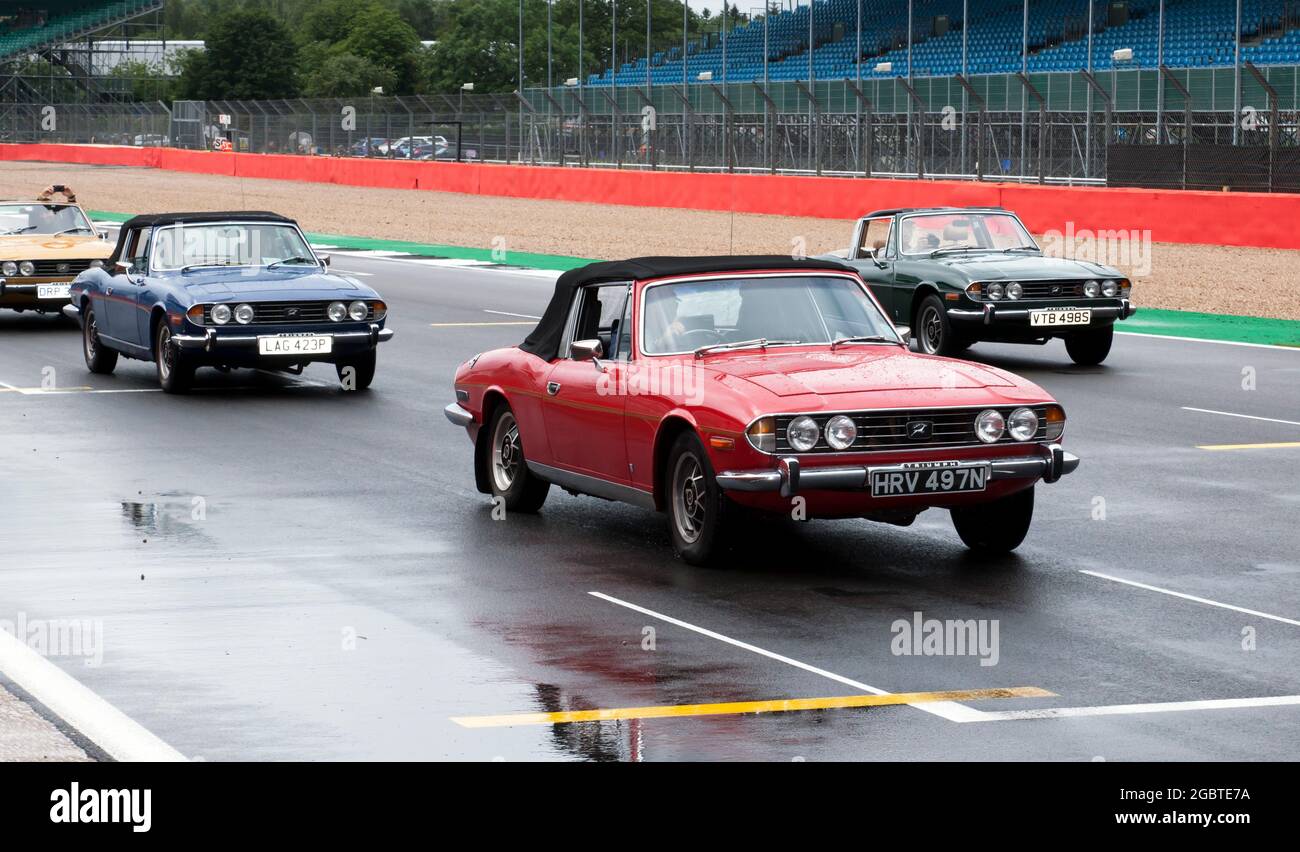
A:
[
  {"xmin": 947, "ymin": 300, "xmax": 1136, "ymax": 325},
  {"xmin": 171, "ymin": 324, "xmax": 394, "ymax": 352},
  {"xmin": 717, "ymin": 444, "xmax": 1079, "ymax": 497},
  {"xmin": 444, "ymin": 402, "xmax": 474, "ymax": 427}
]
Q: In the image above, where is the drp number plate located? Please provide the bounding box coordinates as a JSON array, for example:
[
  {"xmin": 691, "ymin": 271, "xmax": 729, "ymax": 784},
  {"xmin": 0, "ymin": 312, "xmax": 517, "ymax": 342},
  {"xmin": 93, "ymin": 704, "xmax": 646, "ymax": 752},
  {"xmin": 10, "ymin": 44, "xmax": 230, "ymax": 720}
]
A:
[
  {"xmin": 257, "ymin": 334, "xmax": 333, "ymax": 356},
  {"xmin": 1030, "ymin": 307, "xmax": 1091, "ymax": 327},
  {"xmin": 36, "ymin": 284, "xmax": 71, "ymax": 300},
  {"xmin": 870, "ymin": 460, "xmax": 990, "ymax": 497}
]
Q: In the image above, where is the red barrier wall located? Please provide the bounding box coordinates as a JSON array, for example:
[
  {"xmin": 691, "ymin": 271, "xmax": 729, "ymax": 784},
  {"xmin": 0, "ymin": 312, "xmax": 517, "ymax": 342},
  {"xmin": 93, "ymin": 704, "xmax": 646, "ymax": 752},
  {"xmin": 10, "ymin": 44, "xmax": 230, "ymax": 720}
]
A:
[{"xmin": 3, "ymin": 142, "xmax": 1298, "ymax": 250}]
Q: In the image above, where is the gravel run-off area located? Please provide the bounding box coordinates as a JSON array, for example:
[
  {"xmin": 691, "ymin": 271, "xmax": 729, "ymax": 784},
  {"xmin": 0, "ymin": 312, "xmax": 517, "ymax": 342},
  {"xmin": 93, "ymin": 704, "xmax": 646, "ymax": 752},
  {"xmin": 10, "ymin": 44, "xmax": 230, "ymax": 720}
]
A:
[{"xmin": 2, "ymin": 160, "xmax": 1297, "ymax": 320}]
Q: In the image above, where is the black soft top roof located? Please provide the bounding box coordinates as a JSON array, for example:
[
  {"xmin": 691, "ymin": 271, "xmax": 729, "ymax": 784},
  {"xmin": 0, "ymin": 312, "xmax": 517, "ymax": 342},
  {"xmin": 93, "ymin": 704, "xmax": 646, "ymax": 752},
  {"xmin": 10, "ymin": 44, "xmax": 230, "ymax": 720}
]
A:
[
  {"xmin": 519, "ymin": 255, "xmax": 855, "ymax": 360},
  {"xmin": 110, "ymin": 211, "xmax": 296, "ymax": 263}
]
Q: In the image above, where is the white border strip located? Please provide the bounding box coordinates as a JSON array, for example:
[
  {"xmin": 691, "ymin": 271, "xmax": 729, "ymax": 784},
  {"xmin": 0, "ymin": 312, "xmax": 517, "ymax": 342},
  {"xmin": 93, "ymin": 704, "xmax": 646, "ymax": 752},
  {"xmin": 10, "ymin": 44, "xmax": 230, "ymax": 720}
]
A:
[
  {"xmin": 1081, "ymin": 570, "xmax": 1300, "ymax": 627},
  {"xmin": 974, "ymin": 694, "xmax": 1300, "ymax": 722},
  {"xmin": 589, "ymin": 591, "xmax": 985, "ymax": 722},
  {"xmin": 0, "ymin": 630, "xmax": 186, "ymax": 761},
  {"xmin": 1116, "ymin": 331, "xmax": 1300, "ymax": 352},
  {"xmin": 1181, "ymin": 406, "xmax": 1300, "ymax": 427}
]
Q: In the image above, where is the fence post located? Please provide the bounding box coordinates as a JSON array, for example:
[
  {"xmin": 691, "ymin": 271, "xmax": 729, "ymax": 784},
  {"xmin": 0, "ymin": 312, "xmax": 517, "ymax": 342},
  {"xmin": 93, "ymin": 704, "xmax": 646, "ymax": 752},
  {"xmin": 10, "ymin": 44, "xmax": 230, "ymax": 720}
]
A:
[
  {"xmin": 794, "ymin": 80, "xmax": 821, "ymax": 175},
  {"xmin": 1080, "ymin": 70, "xmax": 1112, "ymax": 182},
  {"xmin": 846, "ymin": 78, "xmax": 874, "ymax": 178},
  {"xmin": 897, "ymin": 77, "xmax": 926, "ymax": 178},
  {"xmin": 1016, "ymin": 72, "xmax": 1046, "ymax": 183},
  {"xmin": 752, "ymin": 82, "xmax": 778, "ymax": 174}
]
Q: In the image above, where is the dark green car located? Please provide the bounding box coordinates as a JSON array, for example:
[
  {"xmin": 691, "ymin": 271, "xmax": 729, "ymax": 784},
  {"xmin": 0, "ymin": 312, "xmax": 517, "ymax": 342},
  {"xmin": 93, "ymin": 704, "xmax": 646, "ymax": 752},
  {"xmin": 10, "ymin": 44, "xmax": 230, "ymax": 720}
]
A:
[{"xmin": 824, "ymin": 207, "xmax": 1137, "ymax": 365}]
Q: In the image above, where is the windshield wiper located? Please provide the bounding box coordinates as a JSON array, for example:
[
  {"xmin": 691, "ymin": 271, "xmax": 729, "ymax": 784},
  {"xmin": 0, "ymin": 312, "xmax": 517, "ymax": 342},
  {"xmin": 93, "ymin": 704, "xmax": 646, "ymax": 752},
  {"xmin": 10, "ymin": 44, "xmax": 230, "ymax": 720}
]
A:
[
  {"xmin": 830, "ymin": 334, "xmax": 898, "ymax": 350},
  {"xmin": 929, "ymin": 246, "xmax": 982, "ymax": 257},
  {"xmin": 180, "ymin": 261, "xmax": 238, "ymax": 272},
  {"xmin": 1000, "ymin": 246, "xmax": 1039, "ymax": 253},
  {"xmin": 1, "ymin": 225, "xmax": 37, "ymax": 235},
  {"xmin": 267, "ymin": 255, "xmax": 316, "ymax": 269},
  {"xmin": 693, "ymin": 337, "xmax": 800, "ymax": 358},
  {"xmin": 54, "ymin": 227, "xmax": 94, "ymax": 235}
]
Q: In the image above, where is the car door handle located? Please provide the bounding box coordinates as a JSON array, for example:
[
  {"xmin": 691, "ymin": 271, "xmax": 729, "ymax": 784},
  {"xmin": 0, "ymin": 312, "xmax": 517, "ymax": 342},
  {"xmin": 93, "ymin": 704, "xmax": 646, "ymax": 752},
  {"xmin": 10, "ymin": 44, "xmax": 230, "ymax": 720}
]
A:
[
  {"xmin": 105, "ymin": 286, "xmax": 113, "ymax": 295},
  {"xmin": 546, "ymin": 381, "xmax": 561, "ymax": 396}
]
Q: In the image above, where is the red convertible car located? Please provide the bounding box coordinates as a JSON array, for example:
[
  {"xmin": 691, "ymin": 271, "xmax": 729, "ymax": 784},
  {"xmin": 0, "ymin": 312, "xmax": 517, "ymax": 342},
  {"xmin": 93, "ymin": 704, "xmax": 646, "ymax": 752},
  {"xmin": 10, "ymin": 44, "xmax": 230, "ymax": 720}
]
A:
[{"xmin": 445, "ymin": 256, "xmax": 1079, "ymax": 565}]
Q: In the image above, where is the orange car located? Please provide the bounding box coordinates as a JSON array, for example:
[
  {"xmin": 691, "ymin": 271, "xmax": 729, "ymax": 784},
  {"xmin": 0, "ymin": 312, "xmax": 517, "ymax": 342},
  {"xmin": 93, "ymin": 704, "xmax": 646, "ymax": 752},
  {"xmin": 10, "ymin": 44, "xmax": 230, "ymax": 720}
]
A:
[{"xmin": 0, "ymin": 186, "xmax": 113, "ymax": 317}]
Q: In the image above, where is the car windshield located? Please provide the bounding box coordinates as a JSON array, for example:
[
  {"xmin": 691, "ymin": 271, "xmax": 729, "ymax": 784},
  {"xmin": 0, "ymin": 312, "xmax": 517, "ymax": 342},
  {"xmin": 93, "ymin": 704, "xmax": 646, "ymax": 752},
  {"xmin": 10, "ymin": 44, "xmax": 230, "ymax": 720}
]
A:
[
  {"xmin": 898, "ymin": 212, "xmax": 1037, "ymax": 256},
  {"xmin": 641, "ymin": 274, "xmax": 898, "ymax": 355},
  {"xmin": 0, "ymin": 203, "xmax": 94, "ymax": 236},
  {"xmin": 150, "ymin": 222, "xmax": 315, "ymax": 271}
]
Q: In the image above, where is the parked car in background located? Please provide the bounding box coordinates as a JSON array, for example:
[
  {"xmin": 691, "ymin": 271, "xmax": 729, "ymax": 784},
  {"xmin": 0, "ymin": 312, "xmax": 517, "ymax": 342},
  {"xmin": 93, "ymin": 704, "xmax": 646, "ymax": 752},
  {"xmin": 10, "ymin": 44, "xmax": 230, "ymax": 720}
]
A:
[
  {"xmin": 824, "ymin": 207, "xmax": 1137, "ymax": 365},
  {"xmin": 0, "ymin": 186, "xmax": 111, "ymax": 318},
  {"xmin": 445, "ymin": 255, "xmax": 1078, "ymax": 564},
  {"xmin": 66, "ymin": 211, "xmax": 393, "ymax": 393}
]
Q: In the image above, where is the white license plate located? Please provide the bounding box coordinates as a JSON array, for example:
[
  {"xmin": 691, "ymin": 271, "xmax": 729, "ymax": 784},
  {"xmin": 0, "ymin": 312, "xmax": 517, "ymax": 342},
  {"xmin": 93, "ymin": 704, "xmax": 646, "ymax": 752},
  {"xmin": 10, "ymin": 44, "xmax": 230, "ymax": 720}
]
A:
[
  {"xmin": 870, "ymin": 461, "xmax": 991, "ymax": 497},
  {"xmin": 36, "ymin": 284, "xmax": 71, "ymax": 300},
  {"xmin": 257, "ymin": 335, "xmax": 333, "ymax": 356},
  {"xmin": 1030, "ymin": 308, "xmax": 1091, "ymax": 327}
]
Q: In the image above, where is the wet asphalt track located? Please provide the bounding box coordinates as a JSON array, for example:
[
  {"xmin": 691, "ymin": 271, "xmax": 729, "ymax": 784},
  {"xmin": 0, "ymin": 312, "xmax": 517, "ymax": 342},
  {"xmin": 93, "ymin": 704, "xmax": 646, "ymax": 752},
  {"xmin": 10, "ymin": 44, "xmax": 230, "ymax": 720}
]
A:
[{"xmin": 1, "ymin": 253, "xmax": 1299, "ymax": 761}]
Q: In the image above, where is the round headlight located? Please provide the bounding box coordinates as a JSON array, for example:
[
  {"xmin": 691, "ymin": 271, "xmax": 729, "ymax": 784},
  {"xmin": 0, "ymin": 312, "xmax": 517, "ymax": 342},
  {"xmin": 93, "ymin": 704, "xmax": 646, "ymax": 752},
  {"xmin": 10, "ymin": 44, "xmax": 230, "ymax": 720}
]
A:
[
  {"xmin": 1083, "ymin": 280, "xmax": 1100, "ymax": 298},
  {"xmin": 89, "ymin": 259, "xmax": 104, "ymax": 269},
  {"xmin": 1101, "ymin": 279, "xmax": 1118, "ymax": 297},
  {"xmin": 1008, "ymin": 407, "xmax": 1039, "ymax": 441},
  {"xmin": 234, "ymin": 303, "xmax": 254, "ymax": 325},
  {"xmin": 348, "ymin": 300, "xmax": 368, "ymax": 321},
  {"xmin": 19, "ymin": 261, "xmax": 35, "ymax": 276},
  {"xmin": 974, "ymin": 409, "xmax": 1005, "ymax": 444},
  {"xmin": 987, "ymin": 282, "xmax": 1005, "ymax": 301},
  {"xmin": 825, "ymin": 415, "xmax": 857, "ymax": 450},
  {"xmin": 210, "ymin": 304, "xmax": 232, "ymax": 325},
  {"xmin": 786, "ymin": 416, "xmax": 820, "ymax": 452},
  {"xmin": 327, "ymin": 301, "xmax": 347, "ymax": 322},
  {"xmin": 1005, "ymin": 281, "xmax": 1023, "ymax": 300},
  {"xmin": 2, "ymin": 261, "xmax": 16, "ymax": 276}
]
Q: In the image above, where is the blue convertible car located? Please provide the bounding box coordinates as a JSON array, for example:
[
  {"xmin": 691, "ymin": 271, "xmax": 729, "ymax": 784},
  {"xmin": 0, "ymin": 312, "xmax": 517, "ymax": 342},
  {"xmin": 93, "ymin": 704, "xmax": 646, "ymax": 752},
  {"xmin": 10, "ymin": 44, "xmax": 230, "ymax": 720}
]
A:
[{"xmin": 65, "ymin": 211, "xmax": 393, "ymax": 393}]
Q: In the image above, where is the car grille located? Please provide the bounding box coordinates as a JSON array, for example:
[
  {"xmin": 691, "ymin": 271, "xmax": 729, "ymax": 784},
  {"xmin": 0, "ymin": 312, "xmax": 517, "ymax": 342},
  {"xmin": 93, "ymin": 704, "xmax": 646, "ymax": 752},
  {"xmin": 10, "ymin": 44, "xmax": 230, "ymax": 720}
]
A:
[
  {"xmin": 1015, "ymin": 280, "xmax": 1086, "ymax": 299},
  {"xmin": 28, "ymin": 259, "xmax": 97, "ymax": 276},
  {"xmin": 771, "ymin": 405, "xmax": 1052, "ymax": 453},
  {"xmin": 201, "ymin": 301, "xmax": 375, "ymax": 325}
]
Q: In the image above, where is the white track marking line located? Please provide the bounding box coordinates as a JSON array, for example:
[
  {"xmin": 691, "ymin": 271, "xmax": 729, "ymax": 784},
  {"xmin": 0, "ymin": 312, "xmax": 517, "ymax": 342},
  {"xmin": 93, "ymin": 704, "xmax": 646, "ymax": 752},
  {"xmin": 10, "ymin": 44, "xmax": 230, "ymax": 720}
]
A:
[
  {"xmin": 1181, "ymin": 406, "xmax": 1300, "ymax": 427},
  {"xmin": 589, "ymin": 591, "xmax": 987, "ymax": 722},
  {"xmin": 973, "ymin": 695, "xmax": 1300, "ymax": 722},
  {"xmin": 1081, "ymin": 570, "xmax": 1300, "ymax": 627},
  {"xmin": 1116, "ymin": 331, "xmax": 1300, "ymax": 351},
  {"xmin": 484, "ymin": 310, "xmax": 541, "ymax": 320},
  {"xmin": 0, "ymin": 629, "xmax": 186, "ymax": 761}
]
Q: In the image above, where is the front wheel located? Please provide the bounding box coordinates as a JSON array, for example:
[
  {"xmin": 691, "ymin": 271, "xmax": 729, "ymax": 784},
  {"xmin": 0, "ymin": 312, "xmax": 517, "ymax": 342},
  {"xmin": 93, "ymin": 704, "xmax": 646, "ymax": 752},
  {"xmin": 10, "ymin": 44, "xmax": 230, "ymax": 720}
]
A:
[
  {"xmin": 666, "ymin": 431, "xmax": 730, "ymax": 566},
  {"xmin": 336, "ymin": 350, "xmax": 377, "ymax": 391},
  {"xmin": 155, "ymin": 323, "xmax": 194, "ymax": 394},
  {"xmin": 950, "ymin": 486, "xmax": 1034, "ymax": 554},
  {"xmin": 486, "ymin": 403, "xmax": 549, "ymax": 513},
  {"xmin": 82, "ymin": 306, "xmax": 118, "ymax": 374},
  {"xmin": 1064, "ymin": 325, "xmax": 1113, "ymax": 366},
  {"xmin": 915, "ymin": 294, "xmax": 969, "ymax": 357}
]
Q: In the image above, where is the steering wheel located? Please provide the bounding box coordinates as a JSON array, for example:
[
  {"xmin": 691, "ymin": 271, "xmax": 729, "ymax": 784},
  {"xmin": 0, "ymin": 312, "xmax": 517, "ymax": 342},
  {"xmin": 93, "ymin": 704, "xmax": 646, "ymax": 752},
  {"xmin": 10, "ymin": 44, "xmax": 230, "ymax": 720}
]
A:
[{"xmin": 677, "ymin": 327, "xmax": 723, "ymax": 348}]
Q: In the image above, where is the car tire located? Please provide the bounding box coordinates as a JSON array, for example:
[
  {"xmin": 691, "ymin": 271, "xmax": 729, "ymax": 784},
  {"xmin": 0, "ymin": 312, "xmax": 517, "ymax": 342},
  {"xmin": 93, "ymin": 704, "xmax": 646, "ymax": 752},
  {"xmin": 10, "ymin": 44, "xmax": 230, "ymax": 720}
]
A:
[
  {"xmin": 915, "ymin": 294, "xmax": 969, "ymax": 357},
  {"xmin": 486, "ymin": 403, "xmax": 549, "ymax": 513},
  {"xmin": 82, "ymin": 306, "xmax": 118, "ymax": 374},
  {"xmin": 336, "ymin": 350, "xmax": 377, "ymax": 391},
  {"xmin": 155, "ymin": 323, "xmax": 194, "ymax": 394},
  {"xmin": 1064, "ymin": 326, "xmax": 1113, "ymax": 366},
  {"xmin": 666, "ymin": 431, "xmax": 730, "ymax": 566},
  {"xmin": 950, "ymin": 485, "xmax": 1034, "ymax": 554}
]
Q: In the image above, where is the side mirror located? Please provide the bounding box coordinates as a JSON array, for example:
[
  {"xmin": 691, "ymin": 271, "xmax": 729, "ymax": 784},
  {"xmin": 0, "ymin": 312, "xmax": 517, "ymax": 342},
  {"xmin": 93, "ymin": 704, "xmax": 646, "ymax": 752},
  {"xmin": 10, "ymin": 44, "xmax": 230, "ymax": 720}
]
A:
[
  {"xmin": 97, "ymin": 229, "xmax": 110, "ymax": 240},
  {"xmin": 569, "ymin": 338, "xmax": 604, "ymax": 362},
  {"xmin": 894, "ymin": 325, "xmax": 912, "ymax": 347},
  {"xmin": 114, "ymin": 260, "xmax": 134, "ymax": 276},
  {"xmin": 318, "ymin": 253, "xmax": 330, "ymax": 268}
]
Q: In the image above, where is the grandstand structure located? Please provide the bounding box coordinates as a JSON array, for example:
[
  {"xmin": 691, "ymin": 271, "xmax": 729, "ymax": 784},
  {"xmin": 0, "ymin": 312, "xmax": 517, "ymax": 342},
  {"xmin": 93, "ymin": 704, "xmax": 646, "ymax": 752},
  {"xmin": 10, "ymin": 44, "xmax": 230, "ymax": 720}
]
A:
[
  {"xmin": 0, "ymin": 1, "xmax": 167, "ymax": 105},
  {"xmin": 0, "ymin": 0, "xmax": 1297, "ymax": 189}
]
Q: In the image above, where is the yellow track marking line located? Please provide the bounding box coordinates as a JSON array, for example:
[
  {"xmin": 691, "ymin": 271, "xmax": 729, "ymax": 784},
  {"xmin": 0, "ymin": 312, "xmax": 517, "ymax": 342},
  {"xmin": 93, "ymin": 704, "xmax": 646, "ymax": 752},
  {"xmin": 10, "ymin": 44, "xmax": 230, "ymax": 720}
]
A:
[
  {"xmin": 1197, "ymin": 441, "xmax": 1300, "ymax": 450},
  {"xmin": 430, "ymin": 321, "xmax": 536, "ymax": 327},
  {"xmin": 452, "ymin": 687, "xmax": 1055, "ymax": 728}
]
